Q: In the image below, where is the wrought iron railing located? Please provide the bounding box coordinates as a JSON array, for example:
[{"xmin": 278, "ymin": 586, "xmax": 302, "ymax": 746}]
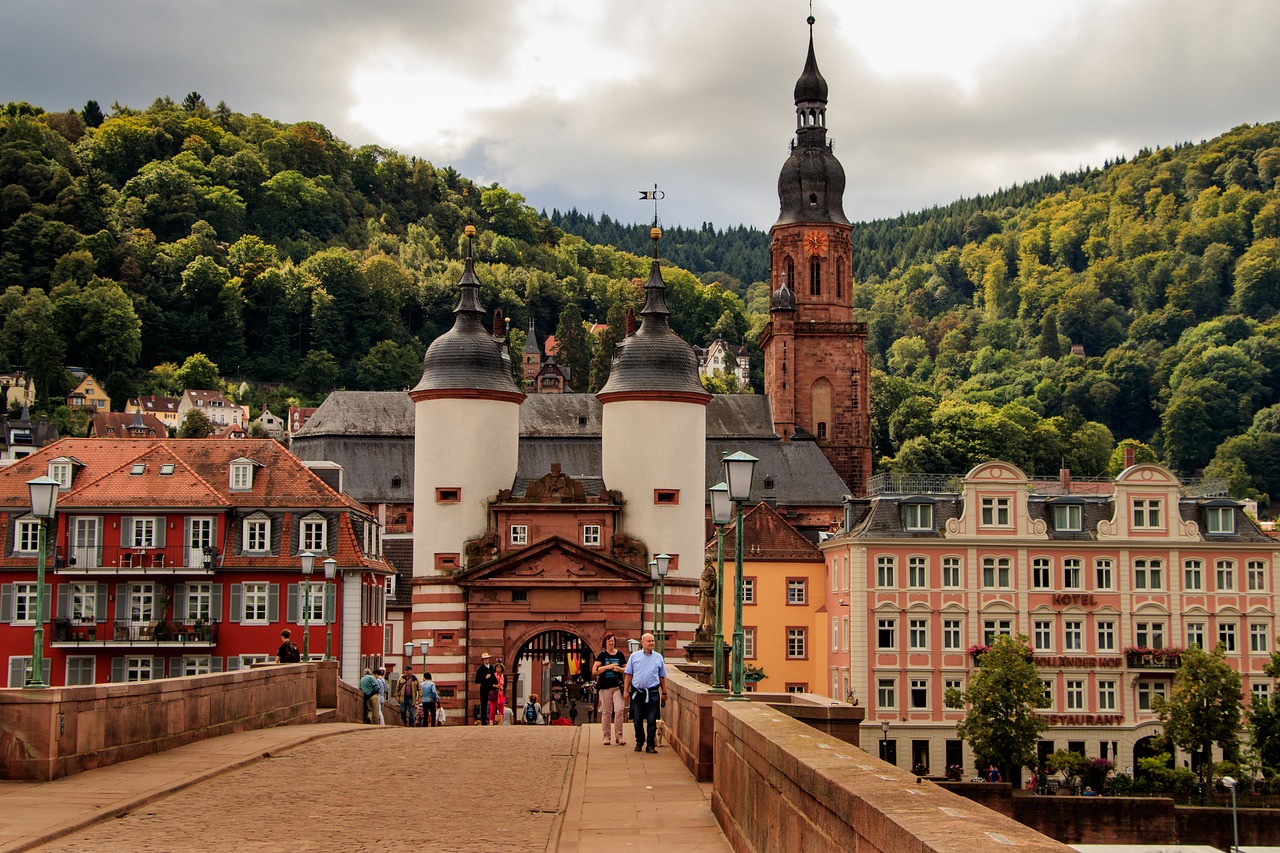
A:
[
  {"xmin": 51, "ymin": 545, "xmax": 218, "ymax": 573},
  {"xmin": 51, "ymin": 618, "xmax": 219, "ymax": 645}
]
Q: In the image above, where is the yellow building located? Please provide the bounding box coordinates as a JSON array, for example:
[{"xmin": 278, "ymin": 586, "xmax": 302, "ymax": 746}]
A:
[
  {"xmin": 125, "ymin": 395, "xmax": 181, "ymax": 428},
  {"xmin": 712, "ymin": 501, "xmax": 827, "ymax": 694},
  {"xmin": 67, "ymin": 371, "xmax": 110, "ymax": 412}
]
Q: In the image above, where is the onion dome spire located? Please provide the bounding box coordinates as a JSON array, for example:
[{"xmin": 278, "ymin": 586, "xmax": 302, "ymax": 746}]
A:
[
  {"xmin": 597, "ymin": 227, "xmax": 710, "ymax": 401},
  {"xmin": 770, "ymin": 269, "xmax": 797, "ymax": 312},
  {"xmin": 412, "ymin": 225, "xmax": 524, "ymax": 399},
  {"xmin": 774, "ymin": 13, "xmax": 849, "ymax": 228}
]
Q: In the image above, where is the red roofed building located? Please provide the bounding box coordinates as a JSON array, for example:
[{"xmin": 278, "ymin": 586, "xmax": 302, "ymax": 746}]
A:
[
  {"xmin": 88, "ymin": 411, "xmax": 167, "ymax": 439},
  {"xmin": 0, "ymin": 438, "xmax": 391, "ymax": 687}
]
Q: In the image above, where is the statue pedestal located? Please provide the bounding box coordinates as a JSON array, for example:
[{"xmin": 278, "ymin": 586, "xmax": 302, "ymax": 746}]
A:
[{"xmin": 682, "ymin": 639, "xmax": 730, "ymax": 686}]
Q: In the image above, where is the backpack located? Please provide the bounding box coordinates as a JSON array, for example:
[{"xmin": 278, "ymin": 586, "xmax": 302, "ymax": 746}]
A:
[
  {"xmin": 280, "ymin": 641, "xmax": 300, "ymax": 663},
  {"xmin": 524, "ymin": 702, "xmax": 537, "ymax": 723}
]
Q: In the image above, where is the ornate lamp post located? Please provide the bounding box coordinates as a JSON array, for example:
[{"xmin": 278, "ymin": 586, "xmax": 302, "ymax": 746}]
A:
[
  {"xmin": 655, "ymin": 553, "xmax": 670, "ymax": 654},
  {"xmin": 24, "ymin": 476, "xmax": 59, "ymax": 689},
  {"xmin": 419, "ymin": 639, "xmax": 430, "ymax": 673},
  {"xmin": 723, "ymin": 451, "xmax": 757, "ymax": 701},
  {"xmin": 323, "ymin": 557, "xmax": 337, "ymax": 660},
  {"xmin": 708, "ymin": 481, "xmax": 731, "ymax": 692},
  {"xmin": 880, "ymin": 719, "xmax": 890, "ymax": 761},
  {"xmin": 300, "ymin": 551, "xmax": 316, "ymax": 660},
  {"xmin": 403, "ymin": 642, "xmax": 414, "ymax": 668}
]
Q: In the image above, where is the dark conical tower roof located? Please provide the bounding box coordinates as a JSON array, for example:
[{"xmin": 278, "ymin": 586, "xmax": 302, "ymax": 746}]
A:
[
  {"xmin": 597, "ymin": 228, "xmax": 710, "ymax": 401},
  {"xmin": 412, "ymin": 227, "xmax": 524, "ymax": 399},
  {"xmin": 774, "ymin": 15, "xmax": 849, "ymax": 228}
]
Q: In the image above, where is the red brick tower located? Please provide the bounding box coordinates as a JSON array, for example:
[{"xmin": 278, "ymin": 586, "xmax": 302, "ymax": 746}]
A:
[{"xmin": 759, "ymin": 16, "xmax": 872, "ymax": 495}]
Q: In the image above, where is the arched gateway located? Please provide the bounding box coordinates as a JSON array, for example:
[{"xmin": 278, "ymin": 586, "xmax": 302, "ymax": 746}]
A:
[{"xmin": 455, "ymin": 534, "xmax": 651, "ymax": 722}]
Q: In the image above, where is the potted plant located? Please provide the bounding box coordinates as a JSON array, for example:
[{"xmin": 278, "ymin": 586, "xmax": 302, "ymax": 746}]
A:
[{"xmin": 945, "ymin": 764, "xmax": 963, "ymax": 781}]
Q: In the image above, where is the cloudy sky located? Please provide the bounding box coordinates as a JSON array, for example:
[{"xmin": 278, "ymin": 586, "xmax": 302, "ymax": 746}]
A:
[{"xmin": 3, "ymin": 0, "xmax": 1279, "ymax": 230}]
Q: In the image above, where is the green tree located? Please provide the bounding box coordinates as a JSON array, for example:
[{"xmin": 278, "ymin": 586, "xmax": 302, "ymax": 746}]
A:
[
  {"xmin": 1036, "ymin": 312, "xmax": 1062, "ymax": 358},
  {"xmin": 1106, "ymin": 439, "xmax": 1158, "ymax": 476},
  {"xmin": 177, "ymin": 408, "xmax": 214, "ymax": 438},
  {"xmin": 945, "ymin": 634, "xmax": 1048, "ymax": 784},
  {"xmin": 355, "ymin": 339, "xmax": 422, "ymax": 391},
  {"xmin": 175, "ymin": 353, "xmax": 220, "ymax": 390},
  {"xmin": 553, "ymin": 302, "xmax": 591, "ymax": 393},
  {"xmin": 295, "ymin": 349, "xmax": 340, "ymax": 396},
  {"xmin": 1153, "ymin": 645, "xmax": 1243, "ymax": 792}
]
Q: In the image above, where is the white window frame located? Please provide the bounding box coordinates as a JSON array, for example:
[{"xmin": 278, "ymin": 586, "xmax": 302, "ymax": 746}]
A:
[
  {"xmin": 242, "ymin": 582, "xmax": 270, "ymax": 624},
  {"xmin": 980, "ymin": 496, "xmax": 1011, "ymax": 527},
  {"xmin": 786, "ymin": 628, "xmax": 807, "ymax": 659},
  {"xmin": 983, "ymin": 619, "xmax": 1012, "ymax": 645},
  {"xmin": 300, "ymin": 515, "xmax": 327, "ymax": 554},
  {"xmin": 1132, "ymin": 499, "xmax": 1162, "ymax": 528},
  {"xmin": 1205, "ymin": 506, "xmax": 1235, "ymax": 534},
  {"xmin": 1187, "ymin": 621, "xmax": 1206, "ymax": 649},
  {"xmin": 1053, "ymin": 504, "xmax": 1082, "ymax": 532},
  {"xmin": 908, "ymin": 618, "xmax": 927, "ymax": 650},
  {"xmin": 876, "ymin": 555, "xmax": 895, "ymax": 588},
  {"xmin": 230, "ymin": 463, "xmax": 253, "ymax": 491},
  {"xmin": 299, "ymin": 582, "xmax": 325, "ymax": 624},
  {"xmin": 1032, "ymin": 558, "xmax": 1051, "ymax": 589},
  {"xmin": 1095, "ymin": 558, "xmax": 1113, "ymax": 590},
  {"xmin": 510, "ymin": 524, "xmax": 528, "ymax": 546},
  {"xmin": 1063, "ymin": 558, "xmax": 1082, "ymax": 590},
  {"xmin": 70, "ymin": 582, "xmax": 97, "ymax": 623},
  {"xmin": 903, "ymin": 503, "xmax": 933, "ymax": 531},
  {"xmin": 1098, "ymin": 680, "xmax": 1117, "ymax": 711},
  {"xmin": 182, "ymin": 656, "xmax": 213, "ymax": 676},
  {"xmin": 582, "ymin": 525, "xmax": 602, "ymax": 547},
  {"xmin": 943, "ymin": 619, "xmax": 961, "ymax": 651},
  {"xmin": 942, "ymin": 556, "xmax": 961, "ymax": 588},
  {"xmin": 1253, "ymin": 683, "xmax": 1272, "ymax": 704},
  {"xmin": 12, "ymin": 582, "xmax": 39, "ymax": 624},
  {"xmin": 1064, "ymin": 620, "xmax": 1083, "ymax": 651},
  {"xmin": 877, "ymin": 678, "xmax": 896, "ymax": 710},
  {"xmin": 186, "ymin": 583, "xmax": 213, "ymax": 623},
  {"xmin": 1249, "ymin": 623, "xmax": 1268, "ymax": 653},
  {"xmin": 1184, "ymin": 560, "xmax": 1203, "ymax": 591},
  {"xmin": 982, "ymin": 556, "xmax": 1011, "ymax": 588},
  {"xmin": 877, "ymin": 618, "xmax": 896, "ymax": 650},
  {"xmin": 128, "ymin": 517, "xmax": 158, "ymax": 549},
  {"xmin": 66, "ymin": 655, "xmax": 95, "ymax": 685},
  {"xmin": 1248, "ymin": 561, "xmax": 1267, "ymax": 591},
  {"xmin": 8, "ymin": 656, "xmax": 33, "ymax": 687},
  {"xmin": 1134, "ymin": 558, "xmax": 1163, "ymax": 590},
  {"xmin": 15, "ymin": 518, "xmax": 40, "ymax": 554},
  {"xmin": 243, "ymin": 515, "xmax": 271, "ymax": 554},
  {"xmin": 1097, "ymin": 620, "xmax": 1116, "ymax": 651},
  {"xmin": 742, "ymin": 627, "xmax": 755, "ymax": 659},
  {"xmin": 1219, "ymin": 622, "xmax": 1237, "ymax": 652},
  {"xmin": 907, "ymin": 556, "xmax": 926, "ymax": 588},
  {"xmin": 1137, "ymin": 681, "xmax": 1167, "ymax": 711},
  {"xmin": 49, "ymin": 461, "xmax": 72, "ymax": 489},
  {"xmin": 1136, "ymin": 621, "xmax": 1165, "ymax": 649},
  {"xmin": 1066, "ymin": 679, "xmax": 1085, "ymax": 711},
  {"xmin": 909, "ymin": 678, "xmax": 929, "ymax": 709},
  {"xmin": 787, "ymin": 579, "xmax": 807, "ymax": 605},
  {"xmin": 741, "ymin": 577, "xmax": 755, "ymax": 605},
  {"xmin": 126, "ymin": 657, "xmax": 155, "ymax": 682},
  {"xmin": 1034, "ymin": 620, "xmax": 1053, "ymax": 651},
  {"xmin": 1215, "ymin": 560, "xmax": 1235, "ymax": 591}
]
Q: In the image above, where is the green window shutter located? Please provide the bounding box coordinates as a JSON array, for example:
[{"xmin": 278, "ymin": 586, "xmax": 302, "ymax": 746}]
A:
[
  {"xmin": 211, "ymin": 584, "xmax": 223, "ymax": 623},
  {"xmin": 8, "ymin": 657, "xmax": 26, "ymax": 687},
  {"xmin": 229, "ymin": 584, "xmax": 242, "ymax": 624},
  {"xmin": 326, "ymin": 583, "xmax": 337, "ymax": 624},
  {"xmin": 211, "ymin": 656, "xmax": 222, "ymax": 673},
  {"xmin": 41, "ymin": 584, "xmax": 50, "ymax": 622},
  {"xmin": 155, "ymin": 518, "xmax": 166, "ymax": 549},
  {"xmin": 225, "ymin": 656, "xmax": 241, "ymax": 671},
  {"xmin": 115, "ymin": 583, "xmax": 128, "ymax": 621},
  {"xmin": 0, "ymin": 583, "xmax": 13, "ymax": 622},
  {"xmin": 286, "ymin": 583, "xmax": 299, "ymax": 623},
  {"xmin": 267, "ymin": 584, "xmax": 279, "ymax": 622},
  {"xmin": 57, "ymin": 584, "xmax": 70, "ymax": 619},
  {"xmin": 120, "ymin": 517, "xmax": 133, "ymax": 547},
  {"xmin": 173, "ymin": 583, "xmax": 187, "ymax": 621},
  {"xmin": 95, "ymin": 585, "xmax": 108, "ymax": 624},
  {"xmin": 110, "ymin": 657, "xmax": 126, "ymax": 683}
]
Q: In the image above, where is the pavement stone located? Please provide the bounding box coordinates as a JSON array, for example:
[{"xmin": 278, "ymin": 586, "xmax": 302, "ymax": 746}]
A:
[{"xmin": 0, "ymin": 722, "xmax": 729, "ymax": 853}]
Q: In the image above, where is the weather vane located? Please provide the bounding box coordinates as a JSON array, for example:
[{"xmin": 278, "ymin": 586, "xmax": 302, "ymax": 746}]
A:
[{"xmin": 638, "ymin": 183, "xmax": 664, "ymax": 228}]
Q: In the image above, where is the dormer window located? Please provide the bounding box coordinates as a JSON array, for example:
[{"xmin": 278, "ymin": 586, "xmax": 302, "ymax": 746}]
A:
[
  {"xmin": 1132, "ymin": 498, "xmax": 1162, "ymax": 528},
  {"xmin": 130, "ymin": 463, "xmax": 146, "ymax": 475},
  {"xmin": 300, "ymin": 513, "xmax": 328, "ymax": 554},
  {"xmin": 243, "ymin": 512, "xmax": 271, "ymax": 554},
  {"xmin": 49, "ymin": 459, "xmax": 73, "ymax": 489},
  {"xmin": 1051, "ymin": 502, "xmax": 1083, "ymax": 532},
  {"xmin": 980, "ymin": 496, "xmax": 1011, "ymax": 527},
  {"xmin": 902, "ymin": 501, "xmax": 933, "ymax": 532},
  {"xmin": 1204, "ymin": 505, "xmax": 1235, "ymax": 534},
  {"xmin": 230, "ymin": 460, "xmax": 255, "ymax": 491}
]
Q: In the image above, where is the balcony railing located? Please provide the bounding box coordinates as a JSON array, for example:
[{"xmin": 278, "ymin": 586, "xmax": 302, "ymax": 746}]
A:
[
  {"xmin": 50, "ymin": 618, "xmax": 219, "ymax": 646},
  {"xmin": 50, "ymin": 545, "xmax": 218, "ymax": 574}
]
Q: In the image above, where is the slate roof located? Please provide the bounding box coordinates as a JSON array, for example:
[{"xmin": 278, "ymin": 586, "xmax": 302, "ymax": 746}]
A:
[
  {"xmin": 718, "ymin": 501, "xmax": 822, "ymax": 560},
  {"xmin": 296, "ymin": 392, "xmax": 414, "ymax": 438},
  {"xmin": 514, "ymin": 439, "xmax": 604, "ymax": 497},
  {"xmin": 705, "ymin": 438, "xmax": 849, "ymax": 506},
  {"xmin": 846, "ymin": 495, "xmax": 963, "ymax": 538},
  {"xmin": 87, "ymin": 411, "xmax": 167, "ymax": 438},
  {"xmin": 383, "ymin": 537, "xmax": 414, "ymax": 609}
]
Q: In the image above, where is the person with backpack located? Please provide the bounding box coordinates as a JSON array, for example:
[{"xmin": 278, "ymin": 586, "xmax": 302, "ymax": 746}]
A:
[
  {"xmin": 523, "ymin": 693, "xmax": 543, "ymax": 725},
  {"xmin": 421, "ymin": 671, "xmax": 441, "ymax": 727},
  {"xmin": 275, "ymin": 629, "xmax": 301, "ymax": 663}
]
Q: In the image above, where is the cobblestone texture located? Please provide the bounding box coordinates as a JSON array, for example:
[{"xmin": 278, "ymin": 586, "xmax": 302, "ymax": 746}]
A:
[{"xmin": 35, "ymin": 726, "xmax": 577, "ymax": 853}]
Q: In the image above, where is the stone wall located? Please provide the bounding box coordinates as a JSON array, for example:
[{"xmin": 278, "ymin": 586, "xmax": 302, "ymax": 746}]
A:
[
  {"xmin": 0, "ymin": 661, "xmax": 355, "ymax": 781},
  {"xmin": 710, "ymin": 700, "xmax": 1072, "ymax": 853}
]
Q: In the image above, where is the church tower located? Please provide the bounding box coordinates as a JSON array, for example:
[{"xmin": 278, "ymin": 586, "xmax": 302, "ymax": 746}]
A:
[
  {"xmin": 759, "ymin": 15, "xmax": 872, "ymax": 495},
  {"xmin": 410, "ymin": 226, "xmax": 523, "ymax": 691},
  {"xmin": 598, "ymin": 227, "xmax": 711, "ymax": 645}
]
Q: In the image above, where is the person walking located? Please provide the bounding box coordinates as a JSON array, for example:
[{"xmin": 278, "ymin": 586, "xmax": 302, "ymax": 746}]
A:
[
  {"xmin": 397, "ymin": 665, "xmax": 421, "ymax": 727},
  {"xmin": 275, "ymin": 629, "xmax": 300, "ymax": 663},
  {"xmin": 593, "ymin": 632, "xmax": 627, "ymax": 745},
  {"xmin": 374, "ymin": 667, "xmax": 388, "ymax": 725},
  {"xmin": 421, "ymin": 671, "xmax": 441, "ymax": 727},
  {"xmin": 359, "ymin": 668, "xmax": 380, "ymax": 724},
  {"xmin": 474, "ymin": 653, "xmax": 497, "ymax": 726},
  {"xmin": 623, "ymin": 632, "xmax": 667, "ymax": 754},
  {"xmin": 490, "ymin": 662, "xmax": 507, "ymax": 724}
]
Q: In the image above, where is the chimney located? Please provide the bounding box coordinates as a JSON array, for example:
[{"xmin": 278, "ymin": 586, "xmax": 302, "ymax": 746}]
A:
[
  {"xmin": 1122, "ymin": 446, "xmax": 1135, "ymax": 470},
  {"xmin": 625, "ymin": 307, "xmax": 637, "ymax": 336},
  {"xmin": 1059, "ymin": 468, "xmax": 1071, "ymax": 491}
]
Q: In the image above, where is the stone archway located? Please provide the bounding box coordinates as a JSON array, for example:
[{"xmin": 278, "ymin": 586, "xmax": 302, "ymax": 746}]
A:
[
  {"xmin": 1133, "ymin": 734, "xmax": 1170, "ymax": 778},
  {"xmin": 512, "ymin": 626, "xmax": 594, "ymax": 722}
]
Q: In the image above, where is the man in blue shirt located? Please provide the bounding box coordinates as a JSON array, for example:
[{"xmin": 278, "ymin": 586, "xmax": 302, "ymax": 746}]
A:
[{"xmin": 623, "ymin": 632, "xmax": 667, "ymax": 753}]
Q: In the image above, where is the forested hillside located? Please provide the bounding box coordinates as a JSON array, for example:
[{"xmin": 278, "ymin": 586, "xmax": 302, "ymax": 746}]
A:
[
  {"xmin": 4, "ymin": 95, "xmax": 1280, "ymax": 506},
  {"xmin": 851, "ymin": 123, "xmax": 1280, "ymax": 507},
  {"xmin": 0, "ymin": 96, "xmax": 751, "ymax": 430}
]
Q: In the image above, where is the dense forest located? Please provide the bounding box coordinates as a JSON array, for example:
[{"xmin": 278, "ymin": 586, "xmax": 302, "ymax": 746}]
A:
[
  {"xmin": 3, "ymin": 95, "xmax": 1280, "ymax": 505},
  {"xmin": 0, "ymin": 95, "xmax": 752, "ymax": 431}
]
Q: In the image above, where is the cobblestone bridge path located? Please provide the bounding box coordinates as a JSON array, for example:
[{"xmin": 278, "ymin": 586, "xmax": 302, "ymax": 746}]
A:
[{"xmin": 35, "ymin": 726, "xmax": 577, "ymax": 853}]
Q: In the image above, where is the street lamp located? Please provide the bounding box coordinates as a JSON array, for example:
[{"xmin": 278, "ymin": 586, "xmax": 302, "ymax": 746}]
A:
[
  {"xmin": 404, "ymin": 641, "xmax": 414, "ymax": 666},
  {"xmin": 323, "ymin": 557, "xmax": 337, "ymax": 660},
  {"xmin": 648, "ymin": 559, "xmax": 659, "ymax": 645},
  {"xmin": 655, "ymin": 553, "xmax": 670, "ymax": 654},
  {"xmin": 300, "ymin": 551, "xmax": 316, "ymax": 660},
  {"xmin": 880, "ymin": 719, "xmax": 890, "ymax": 762},
  {"xmin": 419, "ymin": 639, "xmax": 430, "ymax": 674},
  {"xmin": 1222, "ymin": 776, "xmax": 1239, "ymax": 853},
  {"xmin": 24, "ymin": 476, "xmax": 59, "ymax": 689},
  {"xmin": 708, "ymin": 481, "xmax": 732, "ymax": 693},
  {"xmin": 723, "ymin": 450, "xmax": 757, "ymax": 701}
]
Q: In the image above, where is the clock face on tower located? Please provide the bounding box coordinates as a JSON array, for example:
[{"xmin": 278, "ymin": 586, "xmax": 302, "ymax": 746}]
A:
[{"xmin": 803, "ymin": 230, "xmax": 829, "ymax": 257}]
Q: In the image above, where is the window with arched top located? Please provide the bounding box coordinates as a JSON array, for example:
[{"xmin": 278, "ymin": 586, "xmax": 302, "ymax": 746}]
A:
[
  {"xmin": 836, "ymin": 258, "xmax": 843, "ymax": 298},
  {"xmin": 811, "ymin": 378, "xmax": 832, "ymax": 440},
  {"xmin": 809, "ymin": 257, "xmax": 821, "ymax": 296},
  {"xmin": 785, "ymin": 257, "xmax": 794, "ymax": 290}
]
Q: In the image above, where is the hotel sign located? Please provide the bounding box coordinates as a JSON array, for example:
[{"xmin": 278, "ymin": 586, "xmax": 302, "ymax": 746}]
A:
[
  {"xmin": 1052, "ymin": 594, "xmax": 1097, "ymax": 607},
  {"xmin": 1033, "ymin": 656, "xmax": 1123, "ymax": 668}
]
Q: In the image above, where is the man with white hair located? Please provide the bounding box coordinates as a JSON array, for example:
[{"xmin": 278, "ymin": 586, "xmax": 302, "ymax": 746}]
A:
[{"xmin": 623, "ymin": 632, "xmax": 667, "ymax": 753}]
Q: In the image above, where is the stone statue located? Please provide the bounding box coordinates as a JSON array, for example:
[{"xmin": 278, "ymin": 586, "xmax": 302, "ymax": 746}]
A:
[{"xmin": 697, "ymin": 557, "xmax": 717, "ymax": 641}]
